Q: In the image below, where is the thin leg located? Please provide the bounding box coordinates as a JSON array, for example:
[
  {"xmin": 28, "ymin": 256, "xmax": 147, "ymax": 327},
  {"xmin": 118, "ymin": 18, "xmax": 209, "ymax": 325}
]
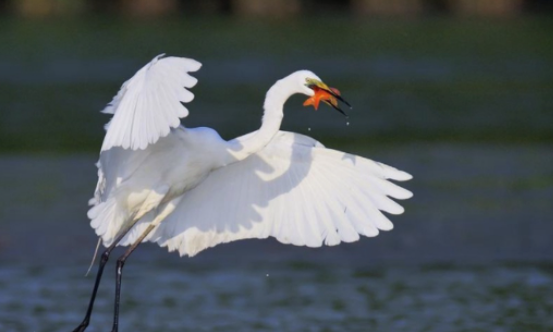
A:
[
  {"xmin": 72, "ymin": 225, "xmax": 136, "ymax": 332},
  {"xmin": 107, "ymin": 198, "xmax": 181, "ymax": 332},
  {"xmin": 110, "ymin": 224, "xmax": 157, "ymax": 332}
]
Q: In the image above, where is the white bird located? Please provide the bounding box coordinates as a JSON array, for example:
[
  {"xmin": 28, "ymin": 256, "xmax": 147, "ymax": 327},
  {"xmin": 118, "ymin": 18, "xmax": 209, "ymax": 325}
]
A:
[{"xmin": 72, "ymin": 54, "xmax": 412, "ymax": 332}]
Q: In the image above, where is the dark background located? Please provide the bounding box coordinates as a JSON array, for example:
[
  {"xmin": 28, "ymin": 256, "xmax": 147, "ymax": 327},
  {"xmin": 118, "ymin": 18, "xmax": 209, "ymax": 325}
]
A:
[{"xmin": 0, "ymin": 1, "xmax": 552, "ymax": 331}]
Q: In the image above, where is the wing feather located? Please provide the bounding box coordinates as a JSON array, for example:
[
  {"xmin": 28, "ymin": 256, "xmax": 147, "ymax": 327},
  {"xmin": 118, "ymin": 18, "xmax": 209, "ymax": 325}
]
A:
[
  {"xmin": 318, "ymin": 167, "xmax": 360, "ymax": 243},
  {"xmin": 301, "ymin": 168, "xmax": 324, "ymax": 247},
  {"xmin": 150, "ymin": 131, "xmax": 412, "ymax": 257},
  {"xmin": 101, "ymin": 54, "xmax": 201, "ymax": 151},
  {"xmin": 308, "ymin": 167, "xmax": 341, "ymax": 245}
]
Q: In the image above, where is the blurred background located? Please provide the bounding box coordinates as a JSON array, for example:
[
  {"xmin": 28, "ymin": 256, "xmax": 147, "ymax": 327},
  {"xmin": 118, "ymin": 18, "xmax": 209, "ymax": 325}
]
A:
[{"xmin": 1, "ymin": 0, "xmax": 552, "ymax": 331}]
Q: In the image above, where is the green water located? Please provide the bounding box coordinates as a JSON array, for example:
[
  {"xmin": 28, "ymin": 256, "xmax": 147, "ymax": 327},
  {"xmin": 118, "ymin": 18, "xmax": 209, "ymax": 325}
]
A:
[{"xmin": 1, "ymin": 17, "xmax": 552, "ymax": 151}]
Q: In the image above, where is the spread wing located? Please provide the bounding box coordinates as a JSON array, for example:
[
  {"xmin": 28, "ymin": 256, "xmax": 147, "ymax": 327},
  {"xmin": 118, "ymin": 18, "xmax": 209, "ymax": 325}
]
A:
[
  {"xmin": 100, "ymin": 54, "xmax": 201, "ymax": 151},
  {"xmin": 134, "ymin": 131, "xmax": 412, "ymax": 257}
]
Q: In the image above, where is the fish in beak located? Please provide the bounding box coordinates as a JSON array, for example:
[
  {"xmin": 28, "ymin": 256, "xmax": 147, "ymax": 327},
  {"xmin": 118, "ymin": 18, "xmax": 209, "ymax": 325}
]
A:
[{"xmin": 303, "ymin": 78, "xmax": 351, "ymax": 117}]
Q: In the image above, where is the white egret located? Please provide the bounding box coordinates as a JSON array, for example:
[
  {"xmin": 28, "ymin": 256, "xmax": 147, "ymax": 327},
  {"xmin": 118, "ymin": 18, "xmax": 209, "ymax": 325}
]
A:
[{"xmin": 72, "ymin": 54, "xmax": 412, "ymax": 332}]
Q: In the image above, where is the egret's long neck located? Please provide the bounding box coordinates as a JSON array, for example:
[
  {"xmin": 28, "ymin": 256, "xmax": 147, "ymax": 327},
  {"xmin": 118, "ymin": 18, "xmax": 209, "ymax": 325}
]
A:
[{"xmin": 225, "ymin": 77, "xmax": 296, "ymax": 163}]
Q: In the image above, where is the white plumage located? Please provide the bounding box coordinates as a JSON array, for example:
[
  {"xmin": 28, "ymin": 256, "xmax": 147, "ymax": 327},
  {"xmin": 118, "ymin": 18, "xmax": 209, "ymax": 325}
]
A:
[
  {"xmin": 73, "ymin": 54, "xmax": 413, "ymax": 332},
  {"xmin": 100, "ymin": 54, "xmax": 201, "ymax": 151},
  {"xmin": 89, "ymin": 54, "xmax": 413, "ymax": 257},
  {"xmin": 158, "ymin": 131, "xmax": 411, "ymax": 257}
]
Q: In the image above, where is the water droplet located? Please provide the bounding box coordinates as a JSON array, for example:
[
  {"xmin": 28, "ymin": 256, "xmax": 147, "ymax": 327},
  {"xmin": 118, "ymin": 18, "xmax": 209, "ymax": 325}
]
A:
[
  {"xmin": 346, "ymin": 122, "xmax": 350, "ymax": 126},
  {"xmin": 266, "ymin": 274, "xmax": 269, "ymax": 277}
]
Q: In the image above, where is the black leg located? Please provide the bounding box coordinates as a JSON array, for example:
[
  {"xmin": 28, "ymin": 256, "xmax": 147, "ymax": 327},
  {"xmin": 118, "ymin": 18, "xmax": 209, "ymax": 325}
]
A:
[
  {"xmin": 72, "ymin": 226, "xmax": 135, "ymax": 332},
  {"xmin": 72, "ymin": 247, "xmax": 113, "ymax": 332},
  {"xmin": 110, "ymin": 224, "xmax": 156, "ymax": 332}
]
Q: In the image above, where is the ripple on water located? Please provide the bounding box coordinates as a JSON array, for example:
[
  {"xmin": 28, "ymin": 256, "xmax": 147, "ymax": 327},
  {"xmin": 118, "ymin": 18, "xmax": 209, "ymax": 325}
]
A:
[{"xmin": 1, "ymin": 263, "xmax": 553, "ymax": 332}]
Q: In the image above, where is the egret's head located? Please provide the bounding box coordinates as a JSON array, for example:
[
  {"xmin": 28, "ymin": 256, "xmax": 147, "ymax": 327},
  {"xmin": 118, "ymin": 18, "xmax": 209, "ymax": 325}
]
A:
[{"xmin": 293, "ymin": 70, "xmax": 351, "ymax": 117}]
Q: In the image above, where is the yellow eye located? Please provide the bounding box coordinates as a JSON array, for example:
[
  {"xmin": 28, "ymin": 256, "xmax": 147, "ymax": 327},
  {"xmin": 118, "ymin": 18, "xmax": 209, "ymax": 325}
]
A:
[{"xmin": 305, "ymin": 78, "xmax": 320, "ymax": 88}]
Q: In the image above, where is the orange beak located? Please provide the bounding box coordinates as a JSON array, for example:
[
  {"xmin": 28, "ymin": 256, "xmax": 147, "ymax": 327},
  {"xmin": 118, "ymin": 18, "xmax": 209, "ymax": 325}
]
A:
[{"xmin": 303, "ymin": 79, "xmax": 351, "ymax": 116}]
